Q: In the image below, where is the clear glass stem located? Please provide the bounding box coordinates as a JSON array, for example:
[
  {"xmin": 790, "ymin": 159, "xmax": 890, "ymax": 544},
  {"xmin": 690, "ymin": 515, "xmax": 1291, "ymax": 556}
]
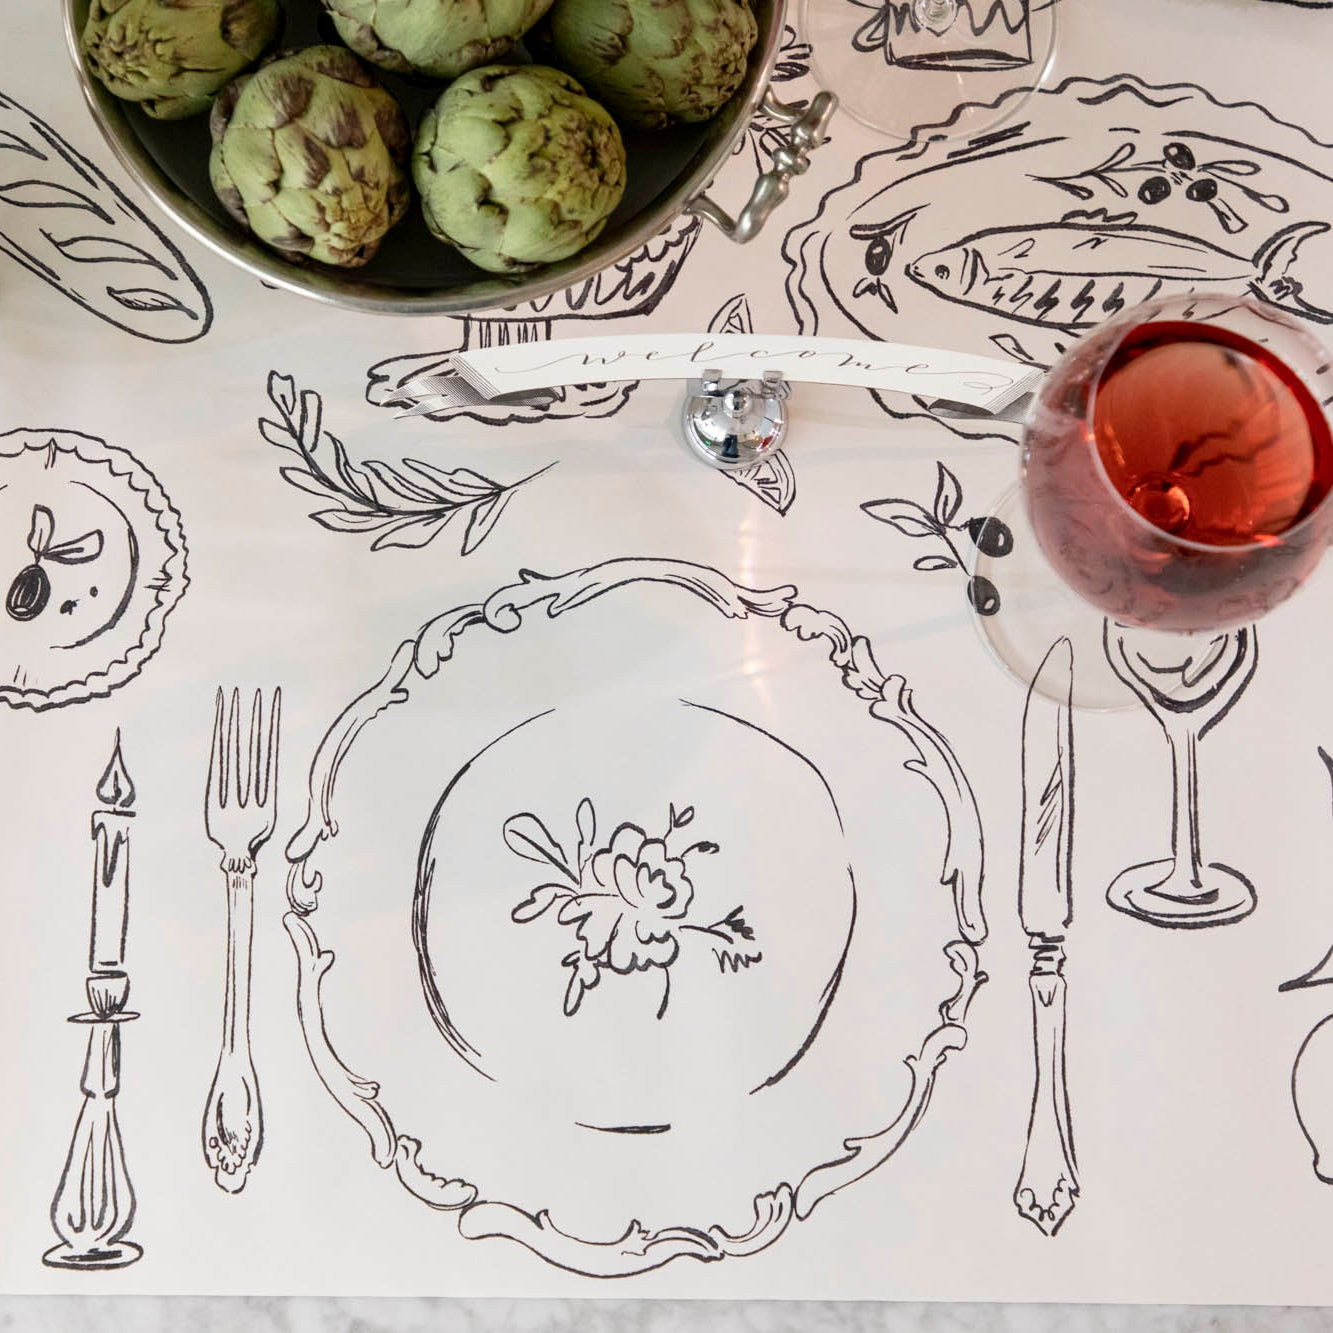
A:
[{"xmin": 914, "ymin": 0, "xmax": 958, "ymax": 29}]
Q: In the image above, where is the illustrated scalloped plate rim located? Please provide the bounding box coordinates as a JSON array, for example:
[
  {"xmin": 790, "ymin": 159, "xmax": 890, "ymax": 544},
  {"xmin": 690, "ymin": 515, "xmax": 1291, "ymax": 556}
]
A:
[{"xmin": 281, "ymin": 557, "xmax": 988, "ymax": 1277}]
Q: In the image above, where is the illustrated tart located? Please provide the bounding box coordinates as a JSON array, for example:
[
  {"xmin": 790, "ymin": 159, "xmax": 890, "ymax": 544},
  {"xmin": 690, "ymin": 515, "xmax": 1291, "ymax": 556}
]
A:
[{"xmin": 0, "ymin": 428, "xmax": 187, "ymax": 710}]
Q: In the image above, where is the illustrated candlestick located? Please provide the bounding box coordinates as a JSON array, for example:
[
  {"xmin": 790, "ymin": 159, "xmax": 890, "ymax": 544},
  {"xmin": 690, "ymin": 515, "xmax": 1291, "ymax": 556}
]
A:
[{"xmin": 44, "ymin": 732, "xmax": 143, "ymax": 1271}]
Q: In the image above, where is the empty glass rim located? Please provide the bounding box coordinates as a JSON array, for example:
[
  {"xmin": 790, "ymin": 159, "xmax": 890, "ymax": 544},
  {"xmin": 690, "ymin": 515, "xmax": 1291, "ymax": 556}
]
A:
[{"xmin": 1072, "ymin": 291, "xmax": 1333, "ymax": 557}]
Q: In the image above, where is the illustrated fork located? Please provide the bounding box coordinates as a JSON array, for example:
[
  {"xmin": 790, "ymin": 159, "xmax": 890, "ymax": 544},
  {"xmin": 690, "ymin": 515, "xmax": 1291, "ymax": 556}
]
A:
[{"xmin": 202, "ymin": 686, "xmax": 280, "ymax": 1194}]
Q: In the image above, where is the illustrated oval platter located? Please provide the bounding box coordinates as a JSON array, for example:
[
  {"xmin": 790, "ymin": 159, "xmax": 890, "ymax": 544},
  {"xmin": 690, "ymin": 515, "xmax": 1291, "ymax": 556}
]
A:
[
  {"xmin": 783, "ymin": 72, "xmax": 1333, "ymax": 440},
  {"xmin": 283, "ymin": 558, "xmax": 986, "ymax": 1276}
]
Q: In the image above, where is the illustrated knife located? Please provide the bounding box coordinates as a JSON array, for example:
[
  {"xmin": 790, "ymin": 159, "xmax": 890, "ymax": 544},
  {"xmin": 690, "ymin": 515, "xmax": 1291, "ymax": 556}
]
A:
[{"xmin": 1014, "ymin": 636, "xmax": 1078, "ymax": 1237}]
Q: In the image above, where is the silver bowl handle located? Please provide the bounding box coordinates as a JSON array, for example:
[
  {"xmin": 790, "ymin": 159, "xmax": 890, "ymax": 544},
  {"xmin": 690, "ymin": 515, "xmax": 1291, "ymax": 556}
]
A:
[{"xmin": 686, "ymin": 88, "xmax": 838, "ymax": 244}]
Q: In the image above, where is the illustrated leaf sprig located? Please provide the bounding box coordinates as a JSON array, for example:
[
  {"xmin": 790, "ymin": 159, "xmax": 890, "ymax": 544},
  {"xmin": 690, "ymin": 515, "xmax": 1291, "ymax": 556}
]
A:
[
  {"xmin": 861, "ymin": 462, "xmax": 1013, "ymax": 616},
  {"xmin": 259, "ymin": 371, "xmax": 553, "ymax": 555},
  {"xmin": 681, "ymin": 905, "xmax": 762, "ymax": 975}
]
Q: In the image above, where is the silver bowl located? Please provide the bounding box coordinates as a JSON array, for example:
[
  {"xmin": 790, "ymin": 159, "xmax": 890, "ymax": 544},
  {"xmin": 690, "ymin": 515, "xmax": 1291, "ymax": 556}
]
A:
[{"xmin": 62, "ymin": 0, "xmax": 834, "ymax": 317}]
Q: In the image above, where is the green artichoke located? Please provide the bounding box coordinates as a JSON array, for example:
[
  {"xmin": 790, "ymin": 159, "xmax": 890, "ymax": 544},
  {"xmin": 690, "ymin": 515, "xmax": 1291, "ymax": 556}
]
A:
[
  {"xmin": 545, "ymin": 0, "xmax": 757, "ymax": 129},
  {"xmin": 412, "ymin": 65, "xmax": 626, "ymax": 275},
  {"xmin": 209, "ymin": 46, "xmax": 411, "ymax": 269},
  {"xmin": 320, "ymin": 0, "xmax": 556, "ymax": 79},
  {"xmin": 81, "ymin": 0, "xmax": 281, "ymax": 120}
]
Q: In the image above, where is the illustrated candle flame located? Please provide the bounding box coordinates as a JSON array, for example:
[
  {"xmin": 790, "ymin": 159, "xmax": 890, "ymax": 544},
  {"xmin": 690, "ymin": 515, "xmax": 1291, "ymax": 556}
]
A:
[
  {"xmin": 43, "ymin": 732, "xmax": 142, "ymax": 1271},
  {"xmin": 96, "ymin": 734, "xmax": 136, "ymax": 809}
]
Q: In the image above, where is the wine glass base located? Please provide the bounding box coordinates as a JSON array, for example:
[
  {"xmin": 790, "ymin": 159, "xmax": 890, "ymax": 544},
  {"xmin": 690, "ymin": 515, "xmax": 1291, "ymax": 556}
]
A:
[
  {"xmin": 42, "ymin": 1241, "xmax": 143, "ymax": 1270},
  {"xmin": 1106, "ymin": 859, "xmax": 1257, "ymax": 929},
  {"xmin": 800, "ymin": 0, "xmax": 1057, "ymax": 144},
  {"xmin": 971, "ymin": 485, "xmax": 1194, "ymax": 711}
]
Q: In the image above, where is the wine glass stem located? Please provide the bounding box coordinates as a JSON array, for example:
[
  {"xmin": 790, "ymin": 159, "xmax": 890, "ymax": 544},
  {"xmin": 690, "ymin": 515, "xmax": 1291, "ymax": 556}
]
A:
[
  {"xmin": 914, "ymin": 0, "xmax": 958, "ymax": 29},
  {"xmin": 1167, "ymin": 722, "xmax": 1205, "ymax": 893}
]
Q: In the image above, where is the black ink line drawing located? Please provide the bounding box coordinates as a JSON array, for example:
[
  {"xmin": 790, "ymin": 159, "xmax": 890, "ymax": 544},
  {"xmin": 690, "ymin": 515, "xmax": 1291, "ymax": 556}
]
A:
[
  {"xmin": 861, "ymin": 462, "xmax": 1015, "ymax": 614},
  {"xmin": 505, "ymin": 798, "xmax": 754, "ymax": 1021},
  {"xmin": 848, "ymin": 0, "xmax": 1040, "ymax": 72},
  {"xmin": 0, "ymin": 428, "xmax": 188, "ymax": 711},
  {"xmin": 367, "ymin": 26, "xmax": 822, "ymax": 431},
  {"xmin": 709, "ymin": 294, "xmax": 799, "ymax": 516},
  {"xmin": 0, "ymin": 91, "xmax": 212, "ymax": 343},
  {"xmin": 733, "ymin": 25, "xmax": 826, "ymax": 176},
  {"xmin": 412, "ymin": 698, "xmax": 849, "ymax": 1096},
  {"xmin": 7, "ymin": 504, "xmax": 105, "ymax": 623},
  {"xmin": 1104, "ymin": 621, "xmax": 1258, "ymax": 929},
  {"xmin": 1034, "ymin": 140, "xmax": 1293, "ymax": 233},
  {"xmin": 783, "ymin": 73, "xmax": 1333, "ymax": 439},
  {"xmin": 45, "ymin": 732, "xmax": 142, "ymax": 1270},
  {"xmin": 282, "ymin": 556, "xmax": 986, "ymax": 1277},
  {"xmin": 412, "ymin": 708, "xmax": 546, "ymax": 1083},
  {"xmin": 1281, "ymin": 747, "xmax": 1333, "ymax": 990},
  {"xmin": 682, "ymin": 698, "xmax": 857, "ymax": 1097},
  {"xmin": 1292, "ymin": 1010, "xmax": 1333, "ymax": 1184},
  {"xmin": 908, "ymin": 214, "xmax": 1331, "ymax": 330},
  {"xmin": 260, "ymin": 373, "xmax": 551, "ymax": 555},
  {"xmin": 577, "ymin": 1121, "xmax": 672, "ymax": 1134},
  {"xmin": 202, "ymin": 687, "xmax": 280, "ymax": 1194},
  {"xmin": 365, "ymin": 214, "xmax": 700, "ymax": 428},
  {"xmin": 726, "ymin": 447, "xmax": 797, "ymax": 516},
  {"xmin": 1014, "ymin": 637, "xmax": 1077, "ymax": 1237}
]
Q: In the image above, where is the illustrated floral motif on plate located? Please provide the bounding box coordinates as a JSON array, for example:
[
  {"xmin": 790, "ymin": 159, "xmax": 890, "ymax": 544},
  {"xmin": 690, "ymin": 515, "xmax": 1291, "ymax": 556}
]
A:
[{"xmin": 507, "ymin": 798, "xmax": 759, "ymax": 1020}]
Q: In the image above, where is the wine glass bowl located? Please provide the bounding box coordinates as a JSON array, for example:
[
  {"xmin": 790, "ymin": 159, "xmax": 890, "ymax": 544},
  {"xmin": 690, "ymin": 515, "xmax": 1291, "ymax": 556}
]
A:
[
  {"xmin": 1102, "ymin": 619, "xmax": 1259, "ymax": 928},
  {"xmin": 1022, "ymin": 295, "xmax": 1333, "ymax": 634},
  {"xmin": 800, "ymin": 0, "xmax": 1057, "ymax": 144}
]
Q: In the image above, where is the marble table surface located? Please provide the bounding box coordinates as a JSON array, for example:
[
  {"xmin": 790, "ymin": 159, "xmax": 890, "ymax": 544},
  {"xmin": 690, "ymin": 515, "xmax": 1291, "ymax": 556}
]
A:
[{"xmin": 0, "ymin": 1300, "xmax": 1328, "ymax": 1330}]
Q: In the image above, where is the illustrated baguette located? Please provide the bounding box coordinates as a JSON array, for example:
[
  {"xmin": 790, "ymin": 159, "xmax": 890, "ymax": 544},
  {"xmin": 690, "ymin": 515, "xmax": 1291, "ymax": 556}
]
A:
[{"xmin": 0, "ymin": 91, "xmax": 212, "ymax": 344}]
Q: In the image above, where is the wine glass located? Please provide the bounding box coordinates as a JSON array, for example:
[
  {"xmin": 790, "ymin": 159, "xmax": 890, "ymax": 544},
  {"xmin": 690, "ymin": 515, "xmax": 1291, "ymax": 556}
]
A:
[
  {"xmin": 974, "ymin": 293, "xmax": 1333, "ymax": 711},
  {"xmin": 1103, "ymin": 619, "xmax": 1258, "ymax": 928},
  {"xmin": 799, "ymin": 0, "xmax": 1058, "ymax": 144}
]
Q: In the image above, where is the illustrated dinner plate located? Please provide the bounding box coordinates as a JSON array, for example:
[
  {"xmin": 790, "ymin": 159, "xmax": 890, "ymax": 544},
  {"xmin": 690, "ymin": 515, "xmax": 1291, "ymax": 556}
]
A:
[{"xmin": 284, "ymin": 558, "xmax": 986, "ymax": 1276}]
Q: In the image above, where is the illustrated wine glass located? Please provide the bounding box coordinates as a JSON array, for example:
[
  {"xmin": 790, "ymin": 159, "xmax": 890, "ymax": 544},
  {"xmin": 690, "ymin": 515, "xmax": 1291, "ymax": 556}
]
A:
[
  {"xmin": 974, "ymin": 293, "xmax": 1333, "ymax": 711},
  {"xmin": 799, "ymin": 0, "xmax": 1058, "ymax": 144},
  {"xmin": 1103, "ymin": 619, "xmax": 1258, "ymax": 928}
]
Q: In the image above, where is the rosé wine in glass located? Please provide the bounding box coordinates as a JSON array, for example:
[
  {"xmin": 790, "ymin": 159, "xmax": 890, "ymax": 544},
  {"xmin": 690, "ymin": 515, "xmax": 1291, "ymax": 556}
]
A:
[{"xmin": 1022, "ymin": 297, "xmax": 1333, "ymax": 632}]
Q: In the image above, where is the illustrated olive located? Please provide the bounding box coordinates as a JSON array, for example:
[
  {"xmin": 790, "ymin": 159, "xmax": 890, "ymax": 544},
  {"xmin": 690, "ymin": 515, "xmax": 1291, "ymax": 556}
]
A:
[
  {"xmin": 1163, "ymin": 142, "xmax": 1196, "ymax": 170},
  {"xmin": 965, "ymin": 515, "xmax": 1015, "ymax": 558},
  {"xmin": 1186, "ymin": 178, "xmax": 1218, "ymax": 202},
  {"xmin": 865, "ymin": 237, "xmax": 891, "ymax": 276},
  {"xmin": 967, "ymin": 574, "xmax": 1001, "ymax": 616},
  {"xmin": 6, "ymin": 564, "xmax": 50, "ymax": 621},
  {"xmin": 1138, "ymin": 176, "xmax": 1172, "ymax": 205}
]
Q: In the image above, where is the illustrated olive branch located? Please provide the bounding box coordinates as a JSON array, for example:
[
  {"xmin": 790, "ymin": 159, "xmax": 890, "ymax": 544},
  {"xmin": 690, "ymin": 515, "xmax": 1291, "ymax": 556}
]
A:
[
  {"xmin": 258, "ymin": 370, "xmax": 552, "ymax": 555},
  {"xmin": 861, "ymin": 461, "xmax": 1013, "ymax": 615},
  {"xmin": 1032, "ymin": 140, "xmax": 1287, "ymax": 234}
]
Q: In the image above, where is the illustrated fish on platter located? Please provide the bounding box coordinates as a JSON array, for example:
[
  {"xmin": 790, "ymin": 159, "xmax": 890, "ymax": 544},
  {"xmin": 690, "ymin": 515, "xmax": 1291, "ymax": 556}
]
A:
[{"xmin": 906, "ymin": 214, "xmax": 1333, "ymax": 329}]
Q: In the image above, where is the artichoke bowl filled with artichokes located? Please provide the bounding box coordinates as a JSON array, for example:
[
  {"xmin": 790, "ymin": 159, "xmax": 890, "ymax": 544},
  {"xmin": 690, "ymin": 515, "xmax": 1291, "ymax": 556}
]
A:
[{"xmin": 66, "ymin": 0, "xmax": 786, "ymax": 311}]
